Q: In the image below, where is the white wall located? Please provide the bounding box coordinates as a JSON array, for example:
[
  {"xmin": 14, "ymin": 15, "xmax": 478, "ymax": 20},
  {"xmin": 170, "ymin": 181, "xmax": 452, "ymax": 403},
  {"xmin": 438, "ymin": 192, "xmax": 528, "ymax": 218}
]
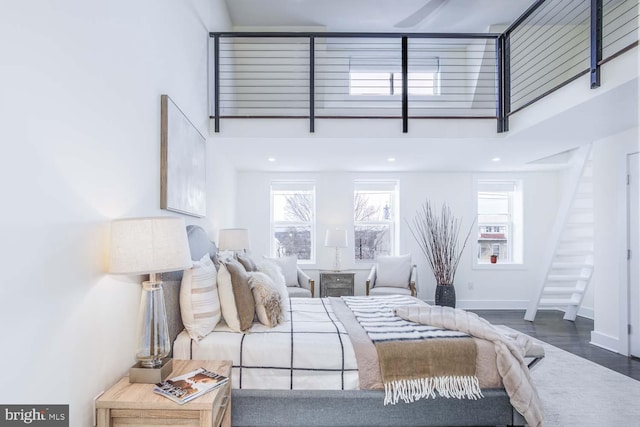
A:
[
  {"xmin": 236, "ymin": 170, "xmax": 561, "ymax": 306},
  {"xmin": 0, "ymin": 1, "xmax": 232, "ymax": 425},
  {"xmin": 591, "ymin": 127, "xmax": 640, "ymax": 353}
]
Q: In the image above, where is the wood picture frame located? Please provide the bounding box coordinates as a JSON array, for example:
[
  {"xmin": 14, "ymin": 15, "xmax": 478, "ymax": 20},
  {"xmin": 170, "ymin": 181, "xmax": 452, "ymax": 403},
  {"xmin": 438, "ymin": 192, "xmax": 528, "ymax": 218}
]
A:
[{"xmin": 161, "ymin": 94, "xmax": 206, "ymax": 217}]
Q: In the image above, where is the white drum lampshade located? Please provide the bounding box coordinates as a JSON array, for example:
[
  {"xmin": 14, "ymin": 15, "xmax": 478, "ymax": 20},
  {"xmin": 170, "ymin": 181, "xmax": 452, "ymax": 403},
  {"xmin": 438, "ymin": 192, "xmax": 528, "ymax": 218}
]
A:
[{"xmin": 218, "ymin": 228, "xmax": 250, "ymax": 252}]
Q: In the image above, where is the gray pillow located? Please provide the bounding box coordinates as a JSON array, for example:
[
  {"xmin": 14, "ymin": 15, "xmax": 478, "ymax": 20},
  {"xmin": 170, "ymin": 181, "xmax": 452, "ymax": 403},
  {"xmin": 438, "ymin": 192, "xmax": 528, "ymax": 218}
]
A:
[
  {"xmin": 236, "ymin": 253, "xmax": 258, "ymax": 272},
  {"xmin": 218, "ymin": 258, "xmax": 255, "ymax": 332}
]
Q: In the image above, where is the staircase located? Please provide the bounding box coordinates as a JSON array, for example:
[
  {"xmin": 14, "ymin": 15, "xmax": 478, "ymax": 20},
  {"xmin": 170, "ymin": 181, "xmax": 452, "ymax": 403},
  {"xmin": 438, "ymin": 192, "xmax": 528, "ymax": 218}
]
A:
[{"xmin": 525, "ymin": 145, "xmax": 594, "ymax": 322}]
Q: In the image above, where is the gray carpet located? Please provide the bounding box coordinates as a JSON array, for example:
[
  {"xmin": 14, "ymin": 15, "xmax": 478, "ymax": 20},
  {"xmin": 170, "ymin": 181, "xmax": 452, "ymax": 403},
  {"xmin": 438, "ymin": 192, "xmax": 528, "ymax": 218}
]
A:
[{"xmin": 531, "ymin": 342, "xmax": 640, "ymax": 426}]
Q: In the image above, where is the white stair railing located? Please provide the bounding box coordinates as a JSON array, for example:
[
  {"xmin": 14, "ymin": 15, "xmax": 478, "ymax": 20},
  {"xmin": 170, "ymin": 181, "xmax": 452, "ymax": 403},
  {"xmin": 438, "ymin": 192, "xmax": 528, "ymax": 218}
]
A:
[{"xmin": 525, "ymin": 144, "xmax": 594, "ymax": 322}]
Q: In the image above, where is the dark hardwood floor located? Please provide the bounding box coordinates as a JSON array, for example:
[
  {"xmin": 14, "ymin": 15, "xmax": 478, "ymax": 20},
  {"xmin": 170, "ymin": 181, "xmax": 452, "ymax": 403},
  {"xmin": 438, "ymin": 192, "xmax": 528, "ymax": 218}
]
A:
[{"xmin": 471, "ymin": 309, "xmax": 640, "ymax": 381}]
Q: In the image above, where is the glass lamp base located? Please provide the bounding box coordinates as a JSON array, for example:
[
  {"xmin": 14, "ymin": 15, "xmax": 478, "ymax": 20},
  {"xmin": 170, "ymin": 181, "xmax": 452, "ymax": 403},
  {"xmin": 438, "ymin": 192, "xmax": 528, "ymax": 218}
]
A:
[
  {"xmin": 140, "ymin": 358, "xmax": 164, "ymax": 368},
  {"xmin": 135, "ymin": 279, "xmax": 171, "ymax": 369}
]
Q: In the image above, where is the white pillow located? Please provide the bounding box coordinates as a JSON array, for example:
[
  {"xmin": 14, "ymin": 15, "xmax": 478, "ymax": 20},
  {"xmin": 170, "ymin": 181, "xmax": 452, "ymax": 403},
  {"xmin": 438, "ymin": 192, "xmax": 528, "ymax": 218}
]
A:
[
  {"xmin": 248, "ymin": 272, "xmax": 283, "ymax": 327},
  {"xmin": 376, "ymin": 254, "xmax": 412, "ymax": 288},
  {"xmin": 180, "ymin": 254, "xmax": 221, "ymax": 340},
  {"xmin": 263, "ymin": 255, "xmax": 299, "ymax": 287},
  {"xmin": 256, "ymin": 261, "xmax": 290, "ymax": 319}
]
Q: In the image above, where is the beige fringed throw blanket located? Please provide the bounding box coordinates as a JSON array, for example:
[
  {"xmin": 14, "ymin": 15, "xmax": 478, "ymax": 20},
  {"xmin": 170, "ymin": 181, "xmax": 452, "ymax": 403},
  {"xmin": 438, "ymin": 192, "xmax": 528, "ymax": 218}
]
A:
[
  {"xmin": 395, "ymin": 304, "xmax": 544, "ymax": 427},
  {"xmin": 341, "ymin": 296, "xmax": 483, "ymax": 405},
  {"xmin": 376, "ymin": 337, "xmax": 482, "ymax": 404}
]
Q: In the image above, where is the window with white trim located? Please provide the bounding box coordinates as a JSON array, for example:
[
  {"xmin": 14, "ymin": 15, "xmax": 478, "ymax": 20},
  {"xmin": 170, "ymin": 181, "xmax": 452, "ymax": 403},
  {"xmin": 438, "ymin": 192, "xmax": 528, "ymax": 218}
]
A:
[
  {"xmin": 270, "ymin": 181, "xmax": 315, "ymax": 262},
  {"xmin": 476, "ymin": 179, "xmax": 523, "ymax": 265},
  {"xmin": 353, "ymin": 180, "xmax": 399, "ymax": 261},
  {"xmin": 349, "ymin": 58, "xmax": 440, "ymax": 96}
]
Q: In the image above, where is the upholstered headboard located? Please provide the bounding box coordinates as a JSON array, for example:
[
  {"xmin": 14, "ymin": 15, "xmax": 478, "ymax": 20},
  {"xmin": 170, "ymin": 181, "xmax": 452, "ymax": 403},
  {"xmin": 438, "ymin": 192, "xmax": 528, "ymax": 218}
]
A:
[{"xmin": 160, "ymin": 225, "xmax": 218, "ymax": 354}]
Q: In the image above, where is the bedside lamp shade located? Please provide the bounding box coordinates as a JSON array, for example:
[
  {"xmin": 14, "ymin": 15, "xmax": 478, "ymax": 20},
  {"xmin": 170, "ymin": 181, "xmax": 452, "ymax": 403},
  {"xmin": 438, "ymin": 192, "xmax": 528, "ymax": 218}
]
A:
[
  {"xmin": 109, "ymin": 217, "xmax": 192, "ymax": 275},
  {"xmin": 325, "ymin": 228, "xmax": 348, "ymax": 271},
  {"xmin": 325, "ymin": 228, "xmax": 348, "ymax": 248},
  {"xmin": 108, "ymin": 216, "xmax": 192, "ymax": 383},
  {"xmin": 218, "ymin": 228, "xmax": 250, "ymax": 252}
]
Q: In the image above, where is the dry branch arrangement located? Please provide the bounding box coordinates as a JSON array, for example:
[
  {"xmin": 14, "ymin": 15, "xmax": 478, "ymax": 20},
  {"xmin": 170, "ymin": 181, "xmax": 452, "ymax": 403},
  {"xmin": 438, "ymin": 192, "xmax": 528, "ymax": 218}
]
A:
[{"xmin": 406, "ymin": 200, "xmax": 475, "ymax": 286}]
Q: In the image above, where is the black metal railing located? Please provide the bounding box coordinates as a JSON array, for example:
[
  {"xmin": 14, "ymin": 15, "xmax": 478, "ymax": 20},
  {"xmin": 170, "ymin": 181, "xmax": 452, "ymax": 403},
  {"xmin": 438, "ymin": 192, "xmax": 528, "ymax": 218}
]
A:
[
  {"xmin": 211, "ymin": 32, "xmax": 501, "ymax": 133},
  {"xmin": 209, "ymin": 0, "xmax": 638, "ymax": 133},
  {"xmin": 602, "ymin": 0, "xmax": 639, "ymax": 60},
  {"xmin": 505, "ymin": 0, "xmax": 638, "ymax": 114},
  {"xmin": 507, "ymin": 0, "xmax": 591, "ymax": 113}
]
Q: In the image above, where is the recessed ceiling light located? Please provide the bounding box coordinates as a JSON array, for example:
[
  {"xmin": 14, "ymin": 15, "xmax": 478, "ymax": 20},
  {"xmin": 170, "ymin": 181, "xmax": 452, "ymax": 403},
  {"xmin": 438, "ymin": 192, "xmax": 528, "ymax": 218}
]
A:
[
  {"xmin": 268, "ymin": 157, "xmax": 276, "ymax": 162},
  {"xmin": 491, "ymin": 157, "xmax": 501, "ymax": 162},
  {"xmin": 387, "ymin": 157, "xmax": 396, "ymax": 162}
]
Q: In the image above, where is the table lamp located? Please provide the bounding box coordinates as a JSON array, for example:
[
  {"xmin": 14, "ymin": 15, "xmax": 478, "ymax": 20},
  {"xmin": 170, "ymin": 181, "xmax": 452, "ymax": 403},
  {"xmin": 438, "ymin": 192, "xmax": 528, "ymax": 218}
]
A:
[
  {"xmin": 218, "ymin": 228, "xmax": 250, "ymax": 253},
  {"xmin": 108, "ymin": 216, "xmax": 192, "ymax": 383},
  {"xmin": 325, "ymin": 228, "xmax": 348, "ymax": 271}
]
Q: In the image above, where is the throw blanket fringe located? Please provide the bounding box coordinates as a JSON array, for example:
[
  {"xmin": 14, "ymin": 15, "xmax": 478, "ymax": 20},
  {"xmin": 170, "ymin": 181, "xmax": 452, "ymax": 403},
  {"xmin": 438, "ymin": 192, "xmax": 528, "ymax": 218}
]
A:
[{"xmin": 384, "ymin": 375, "xmax": 483, "ymax": 405}]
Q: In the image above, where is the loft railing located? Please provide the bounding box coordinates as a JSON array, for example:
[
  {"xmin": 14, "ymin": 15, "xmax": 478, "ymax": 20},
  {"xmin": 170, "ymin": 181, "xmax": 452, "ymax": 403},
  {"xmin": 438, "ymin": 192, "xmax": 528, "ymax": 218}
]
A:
[
  {"xmin": 505, "ymin": 0, "xmax": 639, "ymax": 116},
  {"xmin": 602, "ymin": 0, "xmax": 640, "ymax": 60},
  {"xmin": 209, "ymin": 0, "xmax": 638, "ymax": 134},
  {"xmin": 210, "ymin": 33, "xmax": 501, "ymax": 133}
]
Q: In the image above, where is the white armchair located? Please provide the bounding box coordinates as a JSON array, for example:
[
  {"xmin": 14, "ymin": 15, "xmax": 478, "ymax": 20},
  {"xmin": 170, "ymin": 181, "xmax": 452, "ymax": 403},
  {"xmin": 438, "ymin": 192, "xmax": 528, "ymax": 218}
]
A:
[
  {"xmin": 289, "ymin": 267, "xmax": 315, "ymax": 298},
  {"xmin": 264, "ymin": 255, "xmax": 315, "ymax": 298},
  {"xmin": 366, "ymin": 255, "xmax": 417, "ymax": 297}
]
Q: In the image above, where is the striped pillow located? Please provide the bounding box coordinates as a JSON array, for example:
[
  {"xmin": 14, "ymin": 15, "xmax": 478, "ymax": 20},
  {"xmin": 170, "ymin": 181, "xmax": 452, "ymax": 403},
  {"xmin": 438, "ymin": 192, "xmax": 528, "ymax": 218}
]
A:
[{"xmin": 180, "ymin": 254, "xmax": 221, "ymax": 341}]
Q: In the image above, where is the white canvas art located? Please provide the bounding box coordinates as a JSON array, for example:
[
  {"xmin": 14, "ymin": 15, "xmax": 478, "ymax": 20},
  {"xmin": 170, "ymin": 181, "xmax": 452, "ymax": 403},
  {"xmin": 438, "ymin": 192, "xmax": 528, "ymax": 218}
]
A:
[{"xmin": 161, "ymin": 95, "xmax": 206, "ymax": 217}]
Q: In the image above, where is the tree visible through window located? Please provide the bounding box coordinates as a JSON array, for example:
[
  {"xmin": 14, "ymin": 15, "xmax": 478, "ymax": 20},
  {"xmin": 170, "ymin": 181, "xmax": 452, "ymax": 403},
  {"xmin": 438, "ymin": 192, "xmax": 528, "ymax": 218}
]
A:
[
  {"xmin": 354, "ymin": 181, "xmax": 398, "ymax": 261},
  {"xmin": 271, "ymin": 182, "xmax": 315, "ymax": 262}
]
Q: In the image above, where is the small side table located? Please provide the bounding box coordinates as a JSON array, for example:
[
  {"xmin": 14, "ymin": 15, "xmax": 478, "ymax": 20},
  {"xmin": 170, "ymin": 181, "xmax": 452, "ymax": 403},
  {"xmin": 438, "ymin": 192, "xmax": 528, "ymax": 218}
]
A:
[
  {"xmin": 96, "ymin": 359, "xmax": 231, "ymax": 427},
  {"xmin": 320, "ymin": 271, "xmax": 355, "ymax": 297}
]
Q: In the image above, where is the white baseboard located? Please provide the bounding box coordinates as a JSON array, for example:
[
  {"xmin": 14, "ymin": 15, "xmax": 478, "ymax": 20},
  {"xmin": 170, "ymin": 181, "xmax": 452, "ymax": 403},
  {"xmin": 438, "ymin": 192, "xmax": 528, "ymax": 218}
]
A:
[
  {"xmin": 578, "ymin": 306, "xmax": 594, "ymax": 320},
  {"xmin": 590, "ymin": 331, "xmax": 620, "ymax": 353}
]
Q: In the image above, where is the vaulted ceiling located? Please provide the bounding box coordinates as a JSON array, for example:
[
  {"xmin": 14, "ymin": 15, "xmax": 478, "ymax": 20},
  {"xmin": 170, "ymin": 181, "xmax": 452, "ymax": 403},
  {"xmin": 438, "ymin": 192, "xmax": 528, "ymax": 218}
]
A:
[{"xmin": 224, "ymin": 0, "xmax": 536, "ymax": 33}]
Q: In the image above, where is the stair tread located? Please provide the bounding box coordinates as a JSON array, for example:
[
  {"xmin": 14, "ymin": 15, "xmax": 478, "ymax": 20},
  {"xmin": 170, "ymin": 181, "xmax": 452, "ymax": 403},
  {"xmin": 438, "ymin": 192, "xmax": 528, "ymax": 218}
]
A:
[
  {"xmin": 539, "ymin": 298, "xmax": 581, "ymax": 305},
  {"xmin": 569, "ymin": 208, "xmax": 594, "ymax": 213},
  {"xmin": 574, "ymin": 192, "xmax": 593, "ymax": 198},
  {"xmin": 560, "ymin": 236, "xmax": 594, "ymax": 242},
  {"xmin": 542, "ymin": 287, "xmax": 585, "ymax": 295},
  {"xmin": 551, "ymin": 263, "xmax": 594, "ymax": 269},
  {"xmin": 555, "ymin": 249, "xmax": 594, "ymax": 255},
  {"xmin": 547, "ymin": 274, "xmax": 591, "ymax": 281}
]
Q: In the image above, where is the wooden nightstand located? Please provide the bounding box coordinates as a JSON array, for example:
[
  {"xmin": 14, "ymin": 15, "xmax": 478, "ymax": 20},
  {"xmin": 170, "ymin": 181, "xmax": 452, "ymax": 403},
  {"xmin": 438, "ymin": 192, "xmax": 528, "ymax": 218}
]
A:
[
  {"xmin": 320, "ymin": 271, "xmax": 355, "ymax": 297},
  {"xmin": 96, "ymin": 360, "xmax": 231, "ymax": 427}
]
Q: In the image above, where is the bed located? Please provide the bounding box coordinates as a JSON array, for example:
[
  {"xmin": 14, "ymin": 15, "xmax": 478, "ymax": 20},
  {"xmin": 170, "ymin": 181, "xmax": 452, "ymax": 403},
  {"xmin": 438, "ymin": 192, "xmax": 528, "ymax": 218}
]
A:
[{"xmin": 161, "ymin": 225, "xmax": 540, "ymax": 427}]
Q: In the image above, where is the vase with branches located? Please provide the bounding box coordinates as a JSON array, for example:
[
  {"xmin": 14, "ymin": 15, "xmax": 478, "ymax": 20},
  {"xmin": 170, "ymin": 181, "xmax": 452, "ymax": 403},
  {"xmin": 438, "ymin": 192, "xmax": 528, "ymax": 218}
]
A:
[{"xmin": 406, "ymin": 200, "xmax": 475, "ymax": 307}]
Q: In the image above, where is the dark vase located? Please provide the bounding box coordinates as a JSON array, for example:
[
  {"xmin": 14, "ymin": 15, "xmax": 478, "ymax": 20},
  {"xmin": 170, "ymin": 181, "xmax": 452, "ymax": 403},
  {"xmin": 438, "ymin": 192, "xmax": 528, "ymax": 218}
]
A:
[{"xmin": 435, "ymin": 284, "xmax": 456, "ymax": 308}]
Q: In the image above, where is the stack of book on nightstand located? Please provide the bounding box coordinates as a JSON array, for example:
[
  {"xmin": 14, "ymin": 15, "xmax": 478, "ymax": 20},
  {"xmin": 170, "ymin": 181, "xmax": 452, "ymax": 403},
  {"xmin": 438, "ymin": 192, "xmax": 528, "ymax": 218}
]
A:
[{"xmin": 154, "ymin": 367, "xmax": 229, "ymax": 405}]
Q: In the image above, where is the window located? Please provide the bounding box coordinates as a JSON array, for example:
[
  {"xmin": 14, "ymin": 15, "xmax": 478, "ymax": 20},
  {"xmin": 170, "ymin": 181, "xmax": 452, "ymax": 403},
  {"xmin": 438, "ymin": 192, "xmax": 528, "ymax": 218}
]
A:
[
  {"xmin": 476, "ymin": 179, "xmax": 523, "ymax": 265},
  {"xmin": 353, "ymin": 181, "xmax": 399, "ymax": 262},
  {"xmin": 349, "ymin": 72, "xmax": 438, "ymax": 96},
  {"xmin": 270, "ymin": 181, "xmax": 315, "ymax": 262},
  {"xmin": 349, "ymin": 58, "xmax": 439, "ymax": 96}
]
